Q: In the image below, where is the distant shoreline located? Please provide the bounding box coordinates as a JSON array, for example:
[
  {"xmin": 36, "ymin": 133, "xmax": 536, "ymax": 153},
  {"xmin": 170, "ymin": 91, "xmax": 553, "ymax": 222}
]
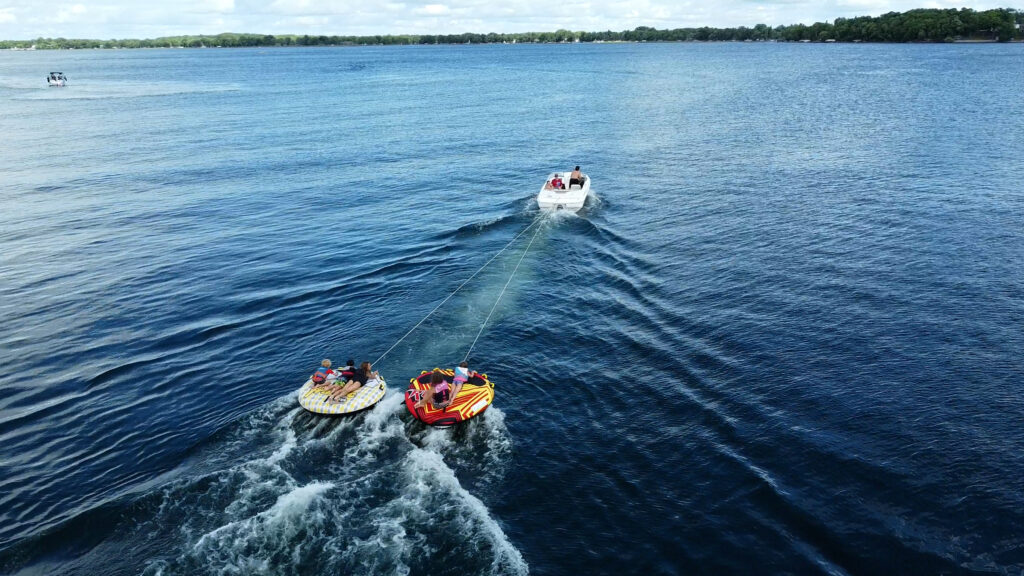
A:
[
  {"xmin": 3, "ymin": 39, "xmax": 1022, "ymax": 51},
  {"xmin": 2, "ymin": 7, "xmax": 1021, "ymax": 49}
]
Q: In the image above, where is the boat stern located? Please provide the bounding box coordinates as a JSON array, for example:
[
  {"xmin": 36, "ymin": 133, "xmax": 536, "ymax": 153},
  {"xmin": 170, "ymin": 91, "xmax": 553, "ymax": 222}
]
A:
[{"xmin": 537, "ymin": 172, "xmax": 589, "ymax": 211}]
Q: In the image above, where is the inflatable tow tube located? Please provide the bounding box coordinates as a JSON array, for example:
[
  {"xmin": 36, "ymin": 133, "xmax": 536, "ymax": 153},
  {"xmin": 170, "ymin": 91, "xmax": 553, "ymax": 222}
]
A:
[
  {"xmin": 404, "ymin": 368, "xmax": 494, "ymax": 427},
  {"xmin": 298, "ymin": 376, "xmax": 387, "ymax": 415}
]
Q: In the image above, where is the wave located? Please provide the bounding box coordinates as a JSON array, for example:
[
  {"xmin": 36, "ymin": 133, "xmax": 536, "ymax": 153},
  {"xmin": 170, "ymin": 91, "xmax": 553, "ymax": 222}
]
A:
[
  {"xmin": 8, "ymin": 83, "xmax": 241, "ymax": 101},
  {"xmin": 0, "ymin": 392, "xmax": 526, "ymax": 576}
]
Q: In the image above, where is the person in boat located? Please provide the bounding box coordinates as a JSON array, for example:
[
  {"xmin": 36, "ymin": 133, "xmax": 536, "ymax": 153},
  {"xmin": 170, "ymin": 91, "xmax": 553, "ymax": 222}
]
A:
[
  {"xmin": 338, "ymin": 359, "xmax": 356, "ymax": 382},
  {"xmin": 330, "ymin": 361, "xmax": 377, "ymax": 401},
  {"xmin": 448, "ymin": 361, "xmax": 478, "ymax": 402},
  {"xmin": 313, "ymin": 358, "xmax": 357, "ymax": 396},
  {"xmin": 550, "ymin": 174, "xmax": 565, "ymax": 190},
  {"xmin": 452, "ymin": 361, "xmax": 472, "ymax": 385},
  {"xmin": 414, "ymin": 368, "xmax": 455, "ymax": 410},
  {"xmin": 569, "ymin": 166, "xmax": 583, "ymax": 188},
  {"xmin": 309, "ymin": 359, "xmax": 337, "ymax": 389}
]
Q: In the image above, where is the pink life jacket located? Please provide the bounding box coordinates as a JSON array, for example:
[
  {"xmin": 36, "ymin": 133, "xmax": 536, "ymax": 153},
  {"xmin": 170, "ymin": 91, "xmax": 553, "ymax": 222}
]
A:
[{"xmin": 434, "ymin": 379, "xmax": 452, "ymax": 404}]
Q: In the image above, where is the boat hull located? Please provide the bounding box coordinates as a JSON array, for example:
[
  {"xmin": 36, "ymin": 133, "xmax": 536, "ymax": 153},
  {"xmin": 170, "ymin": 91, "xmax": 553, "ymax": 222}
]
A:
[{"xmin": 537, "ymin": 172, "xmax": 590, "ymax": 212}]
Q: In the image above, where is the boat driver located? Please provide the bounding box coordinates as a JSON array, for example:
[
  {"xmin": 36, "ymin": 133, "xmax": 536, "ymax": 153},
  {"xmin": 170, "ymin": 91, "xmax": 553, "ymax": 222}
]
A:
[{"xmin": 569, "ymin": 166, "xmax": 583, "ymax": 188}]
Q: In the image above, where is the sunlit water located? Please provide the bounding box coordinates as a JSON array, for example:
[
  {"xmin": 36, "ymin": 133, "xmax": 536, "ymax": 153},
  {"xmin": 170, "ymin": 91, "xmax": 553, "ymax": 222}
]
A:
[{"xmin": 1, "ymin": 43, "xmax": 1022, "ymax": 575}]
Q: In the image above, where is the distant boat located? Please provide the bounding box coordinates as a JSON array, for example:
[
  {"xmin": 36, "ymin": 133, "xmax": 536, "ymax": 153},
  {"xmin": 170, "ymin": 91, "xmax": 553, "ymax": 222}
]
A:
[
  {"xmin": 537, "ymin": 170, "xmax": 590, "ymax": 212},
  {"xmin": 47, "ymin": 72, "xmax": 67, "ymax": 87}
]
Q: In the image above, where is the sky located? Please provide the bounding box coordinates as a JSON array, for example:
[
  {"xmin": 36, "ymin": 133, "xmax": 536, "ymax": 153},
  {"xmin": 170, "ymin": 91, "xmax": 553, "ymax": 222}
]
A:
[{"xmin": 0, "ymin": 0, "xmax": 1016, "ymax": 40}]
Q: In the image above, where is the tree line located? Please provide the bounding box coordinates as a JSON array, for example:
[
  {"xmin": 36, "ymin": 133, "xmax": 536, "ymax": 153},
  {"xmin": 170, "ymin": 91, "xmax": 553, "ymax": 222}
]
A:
[{"xmin": 2, "ymin": 8, "xmax": 1021, "ymax": 50}]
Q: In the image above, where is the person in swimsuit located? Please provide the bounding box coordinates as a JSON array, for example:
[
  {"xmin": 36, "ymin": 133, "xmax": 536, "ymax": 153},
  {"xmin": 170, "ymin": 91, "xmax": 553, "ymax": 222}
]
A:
[
  {"xmin": 330, "ymin": 361, "xmax": 377, "ymax": 401},
  {"xmin": 569, "ymin": 166, "xmax": 583, "ymax": 188},
  {"xmin": 338, "ymin": 360, "xmax": 356, "ymax": 382},
  {"xmin": 414, "ymin": 369, "xmax": 454, "ymax": 410},
  {"xmin": 449, "ymin": 361, "xmax": 477, "ymax": 401}
]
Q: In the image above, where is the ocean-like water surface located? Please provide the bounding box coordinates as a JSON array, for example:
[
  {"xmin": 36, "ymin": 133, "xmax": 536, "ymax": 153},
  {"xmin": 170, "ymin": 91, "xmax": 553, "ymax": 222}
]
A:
[{"xmin": 1, "ymin": 43, "xmax": 1023, "ymax": 575}]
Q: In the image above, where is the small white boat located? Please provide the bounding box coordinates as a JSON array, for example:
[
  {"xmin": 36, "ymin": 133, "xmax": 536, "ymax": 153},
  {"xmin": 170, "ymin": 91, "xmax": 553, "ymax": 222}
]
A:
[
  {"xmin": 537, "ymin": 171, "xmax": 590, "ymax": 212},
  {"xmin": 47, "ymin": 72, "xmax": 67, "ymax": 87}
]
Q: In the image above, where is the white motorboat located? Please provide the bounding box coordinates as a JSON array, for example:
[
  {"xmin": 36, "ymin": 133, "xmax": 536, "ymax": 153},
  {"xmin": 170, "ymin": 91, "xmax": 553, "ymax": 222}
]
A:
[
  {"xmin": 537, "ymin": 170, "xmax": 590, "ymax": 212},
  {"xmin": 47, "ymin": 72, "xmax": 67, "ymax": 87}
]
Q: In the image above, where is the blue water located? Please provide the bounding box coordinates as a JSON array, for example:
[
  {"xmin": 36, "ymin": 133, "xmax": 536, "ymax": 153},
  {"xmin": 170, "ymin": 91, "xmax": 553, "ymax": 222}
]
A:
[{"xmin": 1, "ymin": 43, "xmax": 1023, "ymax": 575}]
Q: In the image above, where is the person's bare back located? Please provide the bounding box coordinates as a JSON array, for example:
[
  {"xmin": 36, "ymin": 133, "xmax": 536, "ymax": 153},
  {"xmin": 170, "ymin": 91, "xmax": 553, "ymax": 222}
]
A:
[{"xmin": 569, "ymin": 166, "xmax": 583, "ymax": 187}]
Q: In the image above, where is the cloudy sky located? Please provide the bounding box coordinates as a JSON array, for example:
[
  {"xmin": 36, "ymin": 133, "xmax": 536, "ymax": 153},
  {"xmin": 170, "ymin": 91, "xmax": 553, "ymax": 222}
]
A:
[{"xmin": 0, "ymin": 0, "xmax": 1014, "ymax": 39}]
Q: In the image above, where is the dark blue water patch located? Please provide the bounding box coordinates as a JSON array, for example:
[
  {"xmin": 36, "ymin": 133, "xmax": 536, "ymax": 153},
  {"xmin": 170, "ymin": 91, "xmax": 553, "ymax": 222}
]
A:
[{"xmin": 2, "ymin": 43, "xmax": 1024, "ymax": 574}]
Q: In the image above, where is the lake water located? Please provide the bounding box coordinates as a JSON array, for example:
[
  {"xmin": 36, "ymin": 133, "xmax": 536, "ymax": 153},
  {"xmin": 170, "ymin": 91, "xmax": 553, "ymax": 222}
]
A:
[{"xmin": 1, "ymin": 42, "xmax": 1022, "ymax": 575}]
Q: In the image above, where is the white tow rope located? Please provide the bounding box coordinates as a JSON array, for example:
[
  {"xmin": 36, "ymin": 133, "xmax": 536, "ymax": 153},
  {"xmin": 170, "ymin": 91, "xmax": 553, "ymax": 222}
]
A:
[
  {"xmin": 462, "ymin": 219, "xmax": 543, "ymax": 363},
  {"xmin": 373, "ymin": 214, "xmax": 543, "ymax": 367}
]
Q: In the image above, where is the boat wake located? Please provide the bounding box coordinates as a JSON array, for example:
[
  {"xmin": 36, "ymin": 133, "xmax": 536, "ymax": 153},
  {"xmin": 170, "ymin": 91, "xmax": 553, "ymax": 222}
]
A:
[
  {"xmin": 1, "ymin": 393, "xmax": 526, "ymax": 576},
  {"xmin": 9, "ymin": 82, "xmax": 241, "ymax": 101}
]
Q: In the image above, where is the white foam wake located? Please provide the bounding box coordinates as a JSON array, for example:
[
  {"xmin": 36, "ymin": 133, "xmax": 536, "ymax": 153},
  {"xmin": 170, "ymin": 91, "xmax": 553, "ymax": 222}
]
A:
[
  {"xmin": 193, "ymin": 480, "xmax": 335, "ymax": 551},
  {"xmin": 138, "ymin": 391, "xmax": 525, "ymax": 575}
]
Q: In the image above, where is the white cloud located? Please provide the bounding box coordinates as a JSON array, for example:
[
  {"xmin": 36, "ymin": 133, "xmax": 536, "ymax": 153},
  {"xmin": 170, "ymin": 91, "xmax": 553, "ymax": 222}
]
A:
[
  {"xmin": 834, "ymin": 0, "xmax": 892, "ymax": 10},
  {"xmin": 292, "ymin": 15, "xmax": 330, "ymax": 26},
  {"xmin": 55, "ymin": 3, "xmax": 87, "ymax": 23},
  {"xmin": 0, "ymin": 9, "xmax": 16, "ymax": 25},
  {"xmin": 207, "ymin": 0, "xmax": 235, "ymax": 13},
  {"xmin": 267, "ymin": 0, "xmax": 315, "ymax": 14},
  {"xmin": 416, "ymin": 4, "xmax": 451, "ymax": 16}
]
